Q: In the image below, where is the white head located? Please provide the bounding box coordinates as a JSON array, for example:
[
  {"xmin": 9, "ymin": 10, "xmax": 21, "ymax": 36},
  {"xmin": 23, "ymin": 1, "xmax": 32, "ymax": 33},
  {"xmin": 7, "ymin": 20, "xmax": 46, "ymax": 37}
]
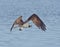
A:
[{"xmin": 23, "ymin": 23, "xmax": 31, "ymax": 28}]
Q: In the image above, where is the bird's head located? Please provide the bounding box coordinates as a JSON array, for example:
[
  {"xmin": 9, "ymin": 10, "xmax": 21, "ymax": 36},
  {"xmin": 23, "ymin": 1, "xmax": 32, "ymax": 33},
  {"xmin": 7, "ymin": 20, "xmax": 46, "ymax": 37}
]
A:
[{"xmin": 22, "ymin": 23, "xmax": 32, "ymax": 28}]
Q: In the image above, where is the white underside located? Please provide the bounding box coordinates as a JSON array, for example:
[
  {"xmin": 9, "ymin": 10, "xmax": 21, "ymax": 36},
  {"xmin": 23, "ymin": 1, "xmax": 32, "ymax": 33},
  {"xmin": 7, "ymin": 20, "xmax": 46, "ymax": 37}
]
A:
[
  {"xmin": 14, "ymin": 23, "xmax": 31, "ymax": 30},
  {"xmin": 22, "ymin": 23, "xmax": 30, "ymax": 28},
  {"xmin": 20, "ymin": 23, "xmax": 30, "ymax": 30}
]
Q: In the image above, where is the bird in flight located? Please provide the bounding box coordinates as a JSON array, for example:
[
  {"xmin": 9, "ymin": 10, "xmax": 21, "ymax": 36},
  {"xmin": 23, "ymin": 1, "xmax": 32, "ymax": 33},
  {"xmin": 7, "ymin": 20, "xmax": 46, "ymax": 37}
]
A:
[{"xmin": 10, "ymin": 14, "xmax": 46, "ymax": 32}]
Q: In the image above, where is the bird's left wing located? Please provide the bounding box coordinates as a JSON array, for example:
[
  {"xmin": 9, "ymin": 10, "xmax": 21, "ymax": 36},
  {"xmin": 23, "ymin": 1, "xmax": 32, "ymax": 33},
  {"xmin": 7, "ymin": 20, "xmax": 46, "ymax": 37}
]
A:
[{"xmin": 25, "ymin": 14, "xmax": 46, "ymax": 31}]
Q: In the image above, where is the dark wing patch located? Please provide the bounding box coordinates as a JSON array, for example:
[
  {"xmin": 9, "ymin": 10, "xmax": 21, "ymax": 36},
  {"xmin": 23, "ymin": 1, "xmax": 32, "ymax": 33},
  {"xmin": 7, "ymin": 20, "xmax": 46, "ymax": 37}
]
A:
[
  {"xmin": 10, "ymin": 21, "xmax": 16, "ymax": 32},
  {"xmin": 25, "ymin": 14, "xmax": 46, "ymax": 31}
]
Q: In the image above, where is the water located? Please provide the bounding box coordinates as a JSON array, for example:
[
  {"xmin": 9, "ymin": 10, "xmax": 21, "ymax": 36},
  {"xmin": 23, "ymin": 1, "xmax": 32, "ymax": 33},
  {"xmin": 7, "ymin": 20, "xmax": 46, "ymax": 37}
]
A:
[{"xmin": 0, "ymin": 0, "xmax": 60, "ymax": 47}]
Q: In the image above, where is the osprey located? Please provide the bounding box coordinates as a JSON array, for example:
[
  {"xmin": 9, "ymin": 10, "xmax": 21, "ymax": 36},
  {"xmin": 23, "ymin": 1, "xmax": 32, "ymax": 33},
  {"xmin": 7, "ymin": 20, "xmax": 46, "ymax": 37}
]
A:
[{"xmin": 10, "ymin": 14, "xmax": 46, "ymax": 31}]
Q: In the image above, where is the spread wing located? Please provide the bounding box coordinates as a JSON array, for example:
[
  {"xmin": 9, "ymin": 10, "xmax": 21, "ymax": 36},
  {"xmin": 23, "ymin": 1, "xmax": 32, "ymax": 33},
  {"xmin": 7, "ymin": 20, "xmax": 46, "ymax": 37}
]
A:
[
  {"xmin": 10, "ymin": 16, "xmax": 23, "ymax": 31},
  {"xmin": 25, "ymin": 14, "xmax": 46, "ymax": 31}
]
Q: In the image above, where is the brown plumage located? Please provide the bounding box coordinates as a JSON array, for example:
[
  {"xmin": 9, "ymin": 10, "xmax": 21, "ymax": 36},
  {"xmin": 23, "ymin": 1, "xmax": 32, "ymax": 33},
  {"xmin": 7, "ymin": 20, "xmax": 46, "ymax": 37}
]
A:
[
  {"xmin": 25, "ymin": 14, "xmax": 46, "ymax": 31},
  {"xmin": 10, "ymin": 14, "xmax": 46, "ymax": 31},
  {"xmin": 10, "ymin": 16, "xmax": 24, "ymax": 31}
]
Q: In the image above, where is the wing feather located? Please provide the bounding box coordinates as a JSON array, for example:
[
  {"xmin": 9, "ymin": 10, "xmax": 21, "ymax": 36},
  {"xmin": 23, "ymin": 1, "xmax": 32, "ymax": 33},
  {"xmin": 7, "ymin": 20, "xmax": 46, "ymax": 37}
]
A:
[
  {"xmin": 25, "ymin": 14, "xmax": 46, "ymax": 31},
  {"xmin": 10, "ymin": 21, "xmax": 16, "ymax": 31},
  {"xmin": 10, "ymin": 16, "xmax": 23, "ymax": 31}
]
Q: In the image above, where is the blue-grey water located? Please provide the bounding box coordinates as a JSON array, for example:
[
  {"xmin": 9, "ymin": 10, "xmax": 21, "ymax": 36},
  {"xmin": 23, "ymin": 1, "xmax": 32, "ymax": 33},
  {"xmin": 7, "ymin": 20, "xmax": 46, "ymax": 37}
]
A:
[{"xmin": 0, "ymin": 0, "xmax": 60, "ymax": 47}]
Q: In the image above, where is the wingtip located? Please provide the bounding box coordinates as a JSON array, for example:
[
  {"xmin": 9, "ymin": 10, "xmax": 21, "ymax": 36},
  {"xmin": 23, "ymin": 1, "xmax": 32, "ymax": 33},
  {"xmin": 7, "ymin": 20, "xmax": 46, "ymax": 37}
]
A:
[
  {"xmin": 40, "ymin": 24, "xmax": 46, "ymax": 31},
  {"xmin": 41, "ymin": 27, "xmax": 46, "ymax": 31},
  {"xmin": 10, "ymin": 27, "xmax": 13, "ymax": 32}
]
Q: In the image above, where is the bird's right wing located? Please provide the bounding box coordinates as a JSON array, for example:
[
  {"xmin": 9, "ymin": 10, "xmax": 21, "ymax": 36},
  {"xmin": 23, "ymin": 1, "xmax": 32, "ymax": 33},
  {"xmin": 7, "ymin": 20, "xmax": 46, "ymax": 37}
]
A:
[{"xmin": 10, "ymin": 16, "xmax": 23, "ymax": 32}]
